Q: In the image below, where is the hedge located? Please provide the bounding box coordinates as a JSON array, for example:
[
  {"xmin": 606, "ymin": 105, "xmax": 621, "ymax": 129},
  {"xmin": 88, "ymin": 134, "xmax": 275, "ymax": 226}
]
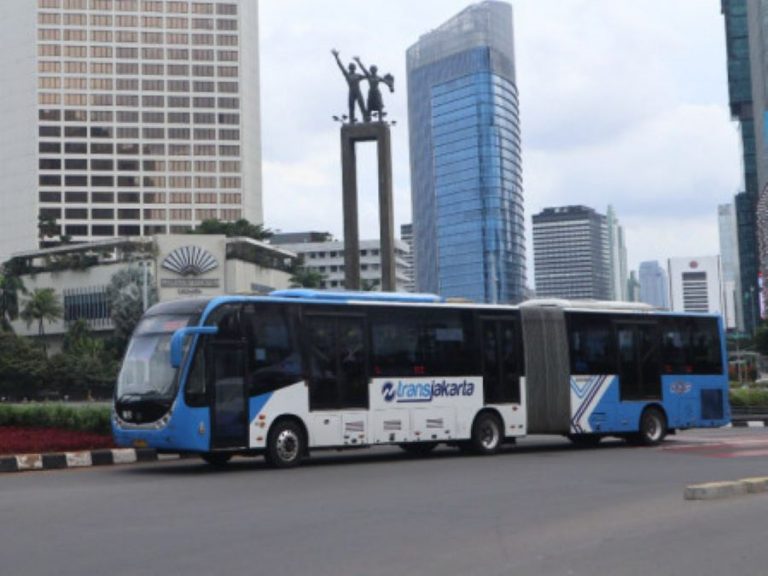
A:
[
  {"xmin": 0, "ymin": 404, "xmax": 111, "ymax": 435},
  {"xmin": 729, "ymin": 388, "xmax": 768, "ymax": 408}
]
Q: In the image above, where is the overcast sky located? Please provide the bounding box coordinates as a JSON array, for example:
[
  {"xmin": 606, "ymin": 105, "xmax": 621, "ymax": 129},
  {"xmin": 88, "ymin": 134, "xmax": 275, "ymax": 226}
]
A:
[{"xmin": 259, "ymin": 0, "xmax": 742, "ymax": 285}]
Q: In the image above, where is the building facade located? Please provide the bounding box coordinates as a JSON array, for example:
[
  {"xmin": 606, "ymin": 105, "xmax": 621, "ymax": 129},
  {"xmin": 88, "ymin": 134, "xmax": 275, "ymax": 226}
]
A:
[
  {"xmin": 0, "ymin": 0, "xmax": 262, "ymax": 263},
  {"xmin": 719, "ymin": 203, "xmax": 744, "ymax": 330},
  {"xmin": 532, "ymin": 205, "xmax": 611, "ymax": 300},
  {"xmin": 721, "ymin": 0, "xmax": 763, "ymax": 332},
  {"xmin": 273, "ymin": 238, "xmax": 412, "ymax": 293},
  {"xmin": 638, "ymin": 260, "xmax": 669, "ymax": 309},
  {"xmin": 606, "ymin": 205, "xmax": 628, "ymax": 301},
  {"xmin": 667, "ymin": 256, "xmax": 725, "ymax": 316},
  {"xmin": 399, "ymin": 223, "xmax": 415, "ymax": 292},
  {"xmin": 9, "ymin": 234, "xmax": 295, "ymax": 345},
  {"xmin": 406, "ymin": 1, "xmax": 525, "ymax": 304}
]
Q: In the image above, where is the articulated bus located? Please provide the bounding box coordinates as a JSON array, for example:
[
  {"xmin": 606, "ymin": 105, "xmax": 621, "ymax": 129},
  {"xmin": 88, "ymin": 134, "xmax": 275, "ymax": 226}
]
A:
[{"xmin": 112, "ymin": 290, "xmax": 730, "ymax": 467}]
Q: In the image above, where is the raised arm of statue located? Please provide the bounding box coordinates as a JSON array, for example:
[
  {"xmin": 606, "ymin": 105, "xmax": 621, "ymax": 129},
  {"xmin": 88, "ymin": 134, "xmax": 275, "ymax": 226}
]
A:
[
  {"xmin": 331, "ymin": 49, "xmax": 348, "ymax": 79},
  {"xmin": 353, "ymin": 56, "xmax": 370, "ymax": 78}
]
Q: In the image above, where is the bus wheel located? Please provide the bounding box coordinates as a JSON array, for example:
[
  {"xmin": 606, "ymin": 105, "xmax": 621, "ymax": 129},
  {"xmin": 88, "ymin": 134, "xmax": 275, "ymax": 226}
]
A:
[
  {"xmin": 201, "ymin": 453, "xmax": 232, "ymax": 467},
  {"xmin": 471, "ymin": 412, "xmax": 503, "ymax": 455},
  {"xmin": 265, "ymin": 420, "xmax": 305, "ymax": 468},
  {"xmin": 566, "ymin": 434, "xmax": 602, "ymax": 448},
  {"xmin": 634, "ymin": 408, "xmax": 667, "ymax": 446},
  {"xmin": 399, "ymin": 442, "xmax": 438, "ymax": 456}
]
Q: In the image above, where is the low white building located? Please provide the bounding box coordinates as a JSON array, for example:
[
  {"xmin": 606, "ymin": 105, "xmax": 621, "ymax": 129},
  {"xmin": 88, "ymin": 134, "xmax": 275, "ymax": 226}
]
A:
[
  {"xmin": 8, "ymin": 234, "xmax": 297, "ymax": 343},
  {"xmin": 667, "ymin": 256, "xmax": 725, "ymax": 317},
  {"xmin": 274, "ymin": 238, "xmax": 413, "ymax": 292}
]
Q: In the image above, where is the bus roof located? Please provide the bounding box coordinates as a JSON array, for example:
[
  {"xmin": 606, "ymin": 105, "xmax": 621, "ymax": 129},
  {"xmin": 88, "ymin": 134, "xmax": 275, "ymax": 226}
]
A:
[{"xmin": 269, "ymin": 289, "xmax": 444, "ymax": 304}]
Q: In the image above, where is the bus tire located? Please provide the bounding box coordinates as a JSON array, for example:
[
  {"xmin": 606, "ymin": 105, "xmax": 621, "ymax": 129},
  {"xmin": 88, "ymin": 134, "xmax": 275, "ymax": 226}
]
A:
[
  {"xmin": 265, "ymin": 419, "xmax": 305, "ymax": 468},
  {"xmin": 399, "ymin": 442, "xmax": 438, "ymax": 456},
  {"xmin": 634, "ymin": 407, "xmax": 667, "ymax": 446},
  {"xmin": 470, "ymin": 412, "xmax": 503, "ymax": 455},
  {"xmin": 201, "ymin": 453, "xmax": 232, "ymax": 467}
]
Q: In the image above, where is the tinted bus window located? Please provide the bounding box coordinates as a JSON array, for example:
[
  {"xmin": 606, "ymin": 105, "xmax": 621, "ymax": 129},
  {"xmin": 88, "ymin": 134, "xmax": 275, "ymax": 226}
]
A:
[
  {"xmin": 243, "ymin": 303, "xmax": 302, "ymax": 394},
  {"xmin": 567, "ymin": 313, "xmax": 615, "ymax": 375},
  {"xmin": 371, "ymin": 308, "xmax": 476, "ymax": 377},
  {"xmin": 660, "ymin": 316, "xmax": 722, "ymax": 375}
]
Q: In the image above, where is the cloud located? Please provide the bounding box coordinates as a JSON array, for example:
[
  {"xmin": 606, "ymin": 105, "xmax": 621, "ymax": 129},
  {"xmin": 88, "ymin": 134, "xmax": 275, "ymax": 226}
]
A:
[{"xmin": 260, "ymin": 0, "xmax": 742, "ymax": 283}]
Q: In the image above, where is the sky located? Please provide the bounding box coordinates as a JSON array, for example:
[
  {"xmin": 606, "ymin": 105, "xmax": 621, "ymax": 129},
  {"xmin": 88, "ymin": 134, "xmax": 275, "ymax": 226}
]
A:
[{"xmin": 258, "ymin": 0, "xmax": 743, "ymax": 286}]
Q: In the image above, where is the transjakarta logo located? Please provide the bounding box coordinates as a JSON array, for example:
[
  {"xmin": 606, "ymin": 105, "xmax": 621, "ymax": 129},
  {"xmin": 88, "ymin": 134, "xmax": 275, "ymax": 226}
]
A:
[{"xmin": 381, "ymin": 380, "xmax": 475, "ymax": 403}]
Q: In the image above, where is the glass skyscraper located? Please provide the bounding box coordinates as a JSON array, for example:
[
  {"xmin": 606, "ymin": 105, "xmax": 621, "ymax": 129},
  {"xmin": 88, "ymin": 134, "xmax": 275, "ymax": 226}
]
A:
[
  {"xmin": 721, "ymin": 0, "xmax": 763, "ymax": 332},
  {"xmin": 406, "ymin": 1, "xmax": 525, "ymax": 303}
]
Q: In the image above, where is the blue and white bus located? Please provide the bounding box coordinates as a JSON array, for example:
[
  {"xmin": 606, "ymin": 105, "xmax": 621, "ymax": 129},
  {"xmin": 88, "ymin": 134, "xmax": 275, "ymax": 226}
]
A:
[{"xmin": 112, "ymin": 290, "xmax": 730, "ymax": 467}]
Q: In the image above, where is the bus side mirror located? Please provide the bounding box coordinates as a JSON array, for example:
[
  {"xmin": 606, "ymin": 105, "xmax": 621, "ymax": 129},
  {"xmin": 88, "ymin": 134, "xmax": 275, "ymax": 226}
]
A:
[{"xmin": 170, "ymin": 326, "xmax": 218, "ymax": 368}]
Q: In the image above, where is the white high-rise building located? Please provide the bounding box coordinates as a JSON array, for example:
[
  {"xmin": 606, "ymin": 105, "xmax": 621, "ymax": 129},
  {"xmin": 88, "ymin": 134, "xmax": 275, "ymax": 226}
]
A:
[
  {"xmin": 606, "ymin": 205, "xmax": 628, "ymax": 301},
  {"xmin": 0, "ymin": 0, "xmax": 262, "ymax": 262},
  {"xmin": 667, "ymin": 256, "xmax": 724, "ymax": 316},
  {"xmin": 718, "ymin": 203, "xmax": 743, "ymax": 331}
]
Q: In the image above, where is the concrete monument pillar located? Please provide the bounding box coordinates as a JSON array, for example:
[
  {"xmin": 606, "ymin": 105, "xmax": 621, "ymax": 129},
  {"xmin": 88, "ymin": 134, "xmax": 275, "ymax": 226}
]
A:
[{"xmin": 340, "ymin": 122, "xmax": 396, "ymax": 291}]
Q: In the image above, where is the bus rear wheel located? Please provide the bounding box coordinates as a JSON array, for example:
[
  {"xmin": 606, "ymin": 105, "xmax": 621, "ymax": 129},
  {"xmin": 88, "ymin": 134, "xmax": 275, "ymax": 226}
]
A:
[
  {"xmin": 265, "ymin": 420, "xmax": 305, "ymax": 468},
  {"xmin": 633, "ymin": 408, "xmax": 667, "ymax": 446},
  {"xmin": 470, "ymin": 412, "xmax": 503, "ymax": 455}
]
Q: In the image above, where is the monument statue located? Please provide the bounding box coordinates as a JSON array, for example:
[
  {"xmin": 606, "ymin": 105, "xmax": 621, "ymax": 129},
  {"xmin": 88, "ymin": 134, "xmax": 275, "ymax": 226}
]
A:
[
  {"xmin": 354, "ymin": 57, "xmax": 394, "ymax": 122},
  {"xmin": 331, "ymin": 49, "xmax": 368, "ymax": 123}
]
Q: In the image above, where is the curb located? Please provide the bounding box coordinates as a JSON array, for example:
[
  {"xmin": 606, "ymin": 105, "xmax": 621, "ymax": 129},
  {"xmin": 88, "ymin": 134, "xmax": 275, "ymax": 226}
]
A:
[
  {"xmin": 0, "ymin": 448, "xmax": 180, "ymax": 474},
  {"xmin": 729, "ymin": 420, "xmax": 768, "ymax": 428},
  {"xmin": 685, "ymin": 476, "xmax": 768, "ymax": 501}
]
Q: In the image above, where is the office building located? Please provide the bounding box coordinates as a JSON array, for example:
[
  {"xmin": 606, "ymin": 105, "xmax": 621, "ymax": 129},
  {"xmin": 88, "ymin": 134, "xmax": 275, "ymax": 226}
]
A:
[
  {"xmin": 407, "ymin": 1, "xmax": 525, "ymax": 303},
  {"xmin": 606, "ymin": 205, "xmax": 628, "ymax": 300},
  {"xmin": 532, "ymin": 205, "xmax": 611, "ymax": 300},
  {"xmin": 399, "ymin": 223, "xmax": 415, "ymax": 292},
  {"xmin": 719, "ymin": 203, "xmax": 743, "ymax": 330},
  {"xmin": 668, "ymin": 256, "xmax": 725, "ymax": 315},
  {"xmin": 638, "ymin": 260, "xmax": 669, "ymax": 309},
  {"xmin": 721, "ymin": 0, "xmax": 764, "ymax": 331},
  {"xmin": 0, "ymin": 0, "xmax": 262, "ymax": 263},
  {"xmin": 272, "ymin": 237, "xmax": 413, "ymax": 293}
]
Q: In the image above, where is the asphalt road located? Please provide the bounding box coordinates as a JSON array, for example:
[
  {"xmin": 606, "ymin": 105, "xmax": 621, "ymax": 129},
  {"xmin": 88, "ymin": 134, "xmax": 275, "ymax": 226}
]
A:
[{"xmin": 3, "ymin": 428, "xmax": 768, "ymax": 576}]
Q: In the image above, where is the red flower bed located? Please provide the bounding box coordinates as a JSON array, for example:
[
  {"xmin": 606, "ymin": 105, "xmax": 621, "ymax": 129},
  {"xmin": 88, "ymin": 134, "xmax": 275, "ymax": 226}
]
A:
[{"xmin": 0, "ymin": 426, "xmax": 114, "ymax": 456}]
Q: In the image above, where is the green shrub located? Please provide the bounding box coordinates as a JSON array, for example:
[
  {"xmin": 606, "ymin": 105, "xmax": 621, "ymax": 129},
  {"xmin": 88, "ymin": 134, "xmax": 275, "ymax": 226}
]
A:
[
  {"xmin": 729, "ymin": 388, "xmax": 768, "ymax": 408},
  {"xmin": 0, "ymin": 404, "xmax": 111, "ymax": 435}
]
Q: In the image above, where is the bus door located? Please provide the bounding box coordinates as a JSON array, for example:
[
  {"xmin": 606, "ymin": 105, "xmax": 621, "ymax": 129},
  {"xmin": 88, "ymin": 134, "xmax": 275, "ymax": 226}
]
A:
[
  {"xmin": 305, "ymin": 313, "xmax": 369, "ymax": 446},
  {"xmin": 480, "ymin": 316, "xmax": 521, "ymax": 405},
  {"xmin": 614, "ymin": 321, "xmax": 661, "ymax": 402},
  {"xmin": 208, "ymin": 341, "xmax": 248, "ymax": 449}
]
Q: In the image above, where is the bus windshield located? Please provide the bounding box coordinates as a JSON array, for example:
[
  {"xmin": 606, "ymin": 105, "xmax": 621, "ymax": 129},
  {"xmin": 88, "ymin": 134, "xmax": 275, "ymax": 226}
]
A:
[{"xmin": 116, "ymin": 314, "xmax": 195, "ymax": 401}]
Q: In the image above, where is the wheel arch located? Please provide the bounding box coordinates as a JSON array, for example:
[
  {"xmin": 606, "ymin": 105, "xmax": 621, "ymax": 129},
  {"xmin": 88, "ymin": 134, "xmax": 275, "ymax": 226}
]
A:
[
  {"xmin": 472, "ymin": 407, "xmax": 505, "ymax": 434},
  {"xmin": 639, "ymin": 402, "xmax": 668, "ymax": 429},
  {"xmin": 268, "ymin": 414, "xmax": 309, "ymax": 455}
]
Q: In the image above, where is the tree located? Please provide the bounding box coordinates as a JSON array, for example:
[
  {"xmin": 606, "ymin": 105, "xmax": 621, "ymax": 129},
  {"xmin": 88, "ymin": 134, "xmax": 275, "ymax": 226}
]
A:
[
  {"xmin": 289, "ymin": 267, "xmax": 327, "ymax": 288},
  {"xmin": 20, "ymin": 288, "xmax": 63, "ymax": 343},
  {"xmin": 188, "ymin": 218, "xmax": 273, "ymax": 241},
  {"xmin": 47, "ymin": 319, "xmax": 119, "ymax": 400},
  {"xmin": 753, "ymin": 324, "xmax": 768, "ymax": 356},
  {"xmin": 0, "ymin": 333, "xmax": 47, "ymax": 400},
  {"xmin": 0, "ymin": 270, "xmax": 26, "ymax": 332},
  {"xmin": 107, "ymin": 266, "xmax": 157, "ymax": 352}
]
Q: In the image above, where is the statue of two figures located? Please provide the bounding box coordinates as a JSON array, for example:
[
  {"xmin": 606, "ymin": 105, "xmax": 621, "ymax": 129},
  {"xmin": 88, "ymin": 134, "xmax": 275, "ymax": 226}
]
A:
[{"xmin": 332, "ymin": 49, "xmax": 394, "ymax": 123}]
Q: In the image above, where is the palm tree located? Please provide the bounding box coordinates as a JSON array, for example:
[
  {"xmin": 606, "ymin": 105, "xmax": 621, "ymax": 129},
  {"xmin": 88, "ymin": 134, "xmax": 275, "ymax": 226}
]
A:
[
  {"xmin": 21, "ymin": 288, "xmax": 63, "ymax": 342},
  {"xmin": 0, "ymin": 273, "xmax": 26, "ymax": 332}
]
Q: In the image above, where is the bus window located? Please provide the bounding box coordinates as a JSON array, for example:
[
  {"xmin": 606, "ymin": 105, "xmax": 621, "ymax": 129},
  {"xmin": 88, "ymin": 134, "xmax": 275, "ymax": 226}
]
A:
[
  {"xmin": 660, "ymin": 317, "xmax": 722, "ymax": 375},
  {"xmin": 243, "ymin": 304, "xmax": 302, "ymax": 394},
  {"xmin": 307, "ymin": 314, "xmax": 368, "ymax": 410},
  {"xmin": 371, "ymin": 309, "xmax": 475, "ymax": 377},
  {"xmin": 567, "ymin": 313, "xmax": 615, "ymax": 375}
]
